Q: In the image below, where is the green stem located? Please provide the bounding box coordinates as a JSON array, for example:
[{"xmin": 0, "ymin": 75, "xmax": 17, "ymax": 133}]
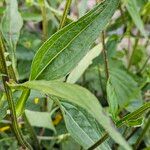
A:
[
  {"xmin": 59, "ymin": 0, "xmax": 72, "ymax": 29},
  {"xmin": 39, "ymin": 0, "xmax": 48, "ymax": 41},
  {"xmin": 16, "ymin": 89, "xmax": 30, "ymax": 117},
  {"xmin": 88, "ymin": 102, "xmax": 150, "ymax": 150},
  {"xmin": 134, "ymin": 118, "xmax": 150, "ymax": 150},
  {"xmin": 0, "ymin": 36, "xmax": 32, "ymax": 149}
]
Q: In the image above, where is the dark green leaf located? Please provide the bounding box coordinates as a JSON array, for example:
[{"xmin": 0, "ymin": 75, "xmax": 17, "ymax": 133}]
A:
[{"xmin": 30, "ymin": 0, "xmax": 119, "ymax": 80}]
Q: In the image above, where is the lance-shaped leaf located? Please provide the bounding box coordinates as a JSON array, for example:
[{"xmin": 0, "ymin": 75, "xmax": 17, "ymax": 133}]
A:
[
  {"xmin": 1, "ymin": 0, "xmax": 23, "ymax": 49},
  {"xmin": 126, "ymin": 0, "xmax": 147, "ymax": 37},
  {"xmin": 30, "ymin": 0, "xmax": 119, "ymax": 80},
  {"xmin": 11, "ymin": 80, "xmax": 131, "ymax": 150}
]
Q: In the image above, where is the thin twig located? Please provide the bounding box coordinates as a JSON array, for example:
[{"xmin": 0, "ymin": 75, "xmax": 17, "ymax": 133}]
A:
[
  {"xmin": 0, "ymin": 36, "xmax": 32, "ymax": 150},
  {"xmin": 102, "ymin": 31, "xmax": 109, "ymax": 80},
  {"xmin": 59, "ymin": 0, "xmax": 72, "ymax": 29}
]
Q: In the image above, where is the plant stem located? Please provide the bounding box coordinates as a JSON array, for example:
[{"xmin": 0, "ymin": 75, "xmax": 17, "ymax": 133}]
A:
[
  {"xmin": 88, "ymin": 102, "xmax": 150, "ymax": 150},
  {"xmin": 0, "ymin": 36, "xmax": 32, "ymax": 149},
  {"xmin": 134, "ymin": 118, "xmax": 150, "ymax": 150},
  {"xmin": 39, "ymin": 0, "xmax": 48, "ymax": 41},
  {"xmin": 16, "ymin": 89, "xmax": 30, "ymax": 117},
  {"xmin": 102, "ymin": 31, "xmax": 109, "ymax": 80},
  {"xmin": 59, "ymin": 0, "xmax": 72, "ymax": 29}
]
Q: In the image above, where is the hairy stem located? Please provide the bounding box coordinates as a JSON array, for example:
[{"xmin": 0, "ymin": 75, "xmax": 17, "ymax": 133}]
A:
[
  {"xmin": 39, "ymin": 0, "xmax": 48, "ymax": 41},
  {"xmin": 0, "ymin": 36, "xmax": 32, "ymax": 149},
  {"xmin": 59, "ymin": 0, "xmax": 72, "ymax": 29}
]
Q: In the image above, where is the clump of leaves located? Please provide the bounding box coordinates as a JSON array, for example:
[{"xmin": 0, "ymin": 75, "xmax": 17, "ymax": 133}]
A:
[{"xmin": 0, "ymin": 0, "xmax": 150, "ymax": 150}]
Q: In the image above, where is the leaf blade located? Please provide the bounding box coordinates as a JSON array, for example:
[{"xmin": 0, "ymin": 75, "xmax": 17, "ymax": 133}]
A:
[{"xmin": 30, "ymin": 0, "xmax": 119, "ymax": 80}]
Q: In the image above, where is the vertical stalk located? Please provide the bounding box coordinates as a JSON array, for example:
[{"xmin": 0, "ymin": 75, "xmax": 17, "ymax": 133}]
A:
[
  {"xmin": 39, "ymin": 0, "xmax": 48, "ymax": 41},
  {"xmin": 101, "ymin": 31, "xmax": 109, "ymax": 80},
  {"xmin": 0, "ymin": 36, "xmax": 32, "ymax": 149},
  {"xmin": 59, "ymin": 0, "xmax": 72, "ymax": 29}
]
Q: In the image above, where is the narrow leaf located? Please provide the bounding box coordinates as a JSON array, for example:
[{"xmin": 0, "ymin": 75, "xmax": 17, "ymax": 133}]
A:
[
  {"xmin": 11, "ymin": 80, "xmax": 131, "ymax": 150},
  {"xmin": 126, "ymin": 0, "xmax": 147, "ymax": 37},
  {"xmin": 30, "ymin": 0, "xmax": 119, "ymax": 80}
]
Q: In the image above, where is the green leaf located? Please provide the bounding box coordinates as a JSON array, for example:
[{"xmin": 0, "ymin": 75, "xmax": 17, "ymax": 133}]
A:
[
  {"xmin": 1, "ymin": 0, "xmax": 23, "ymax": 49},
  {"xmin": 25, "ymin": 109, "xmax": 55, "ymax": 132},
  {"xmin": 11, "ymin": 80, "xmax": 131, "ymax": 150},
  {"xmin": 67, "ymin": 44, "xmax": 102, "ymax": 83},
  {"xmin": 107, "ymin": 79, "xmax": 118, "ymax": 119},
  {"xmin": 108, "ymin": 67, "xmax": 143, "ymax": 114},
  {"xmin": 30, "ymin": 0, "xmax": 119, "ymax": 80},
  {"xmin": 60, "ymin": 102, "xmax": 111, "ymax": 150},
  {"xmin": 126, "ymin": 0, "xmax": 147, "ymax": 37}
]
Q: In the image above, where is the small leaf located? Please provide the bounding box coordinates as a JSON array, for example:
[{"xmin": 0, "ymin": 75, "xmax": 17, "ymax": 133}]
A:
[
  {"xmin": 60, "ymin": 102, "xmax": 111, "ymax": 150},
  {"xmin": 30, "ymin": 0, "xmax": 119, "ymax": 80},
  {"xmin": 11, "ymin": 80, "xmax": 131, "ymax": 150},
  {"xmin": 25, "ymin": 109, "xmax": 55, "ymax": 132}
]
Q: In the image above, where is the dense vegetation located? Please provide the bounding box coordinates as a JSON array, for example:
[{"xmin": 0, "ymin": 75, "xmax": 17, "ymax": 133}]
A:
[{"xmin": 0, "ymin": 0, "xmax": 150, "ymax": 149}]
